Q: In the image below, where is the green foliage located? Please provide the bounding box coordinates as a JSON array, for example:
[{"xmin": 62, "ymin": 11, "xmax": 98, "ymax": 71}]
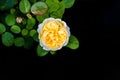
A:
[
  {"xmin": 29, "ymin": 29, "xmax": 37, "ymax": 37},
  {"xmin": 0, "ymin": 0, "xmax": 14, "ymax": 10},
  {"xmin": 36, "ymin": 13, "xmax": 49, "ymax": 23},
  {"xmin": 5, "ymin": 14, "xmax": 16, "ymax": 26},
  {"xmin": 29, "ymin": 0, "xmax": 37, "ymax": 3},
  {"xmin": 50, "ymin": 1, "xmax": 65, "ymax": 18},
  {"xmin": 19, "ymin": 0, "xmax": 31, "ymax": 14},
  {"xmin": 26, "ymin": 17, "xmax": 36, "ymax": 30},
  {"xmin": 21, "ymin": 29, "xmax": 29, "ymax": 36},
  {"xmin": 0, "ymin": 0, "xmax": 77, "ymax": 57},
  {"xmin": 50, "ymin": 51, "xmax": 56, "ymax": 55},
  {"xmin": 31, "ymin": 2, "xmax": 48, "ymax": 15},
  {"xmin": 66, "ymin": 35, "xmax": 79, "ymax": 49},
  {"xmin": 33, "ymin": 32, "xmax": 39, "ymax": 42},
  {"xmin": 2, "ymin": 32, "xmax": 14, "ymax": 47},
  {"xmin": 46, "ymin": 0, "xmax": 59, "ymax": 13},
  {"xmin": 0, "ymin": 23, "xmax": 6, "ymax": 34},
  {"xmin": 14, "ymin": 37, "xmax": 25, "ymax": 47},
  {"xmin": 63, "ymin": 0, "xmax": 75, "ymax": 8},
  {"xmin": 10, "ymin": 25, "xmax": 21, "ymax": 34},
  {"xmin": 37, "ymin": 45, "xmax": 49, "ymax": 57},
  {"xmin": 10, "ymin": 8, "xmax": 16, "ymax": 14}
]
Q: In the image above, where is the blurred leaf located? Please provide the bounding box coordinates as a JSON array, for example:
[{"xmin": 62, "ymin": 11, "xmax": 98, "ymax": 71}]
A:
[
  {"xmin": 31, "ymin": 2, "xmax": 48, "ymax": 15},
  {"xmin": 14, "ymin": 37, "xmax": 25, "ymax": 47},
  {"xmin": 10, "ymin": 25, "xmax": 21, "ymax": 34},
  {"xmin": 29, "ymin": 29, "xmax": 37, "ymax": 37},
  {"xmin": 36, "ymin": 13, "xmax": 49, "ymax": 23},
  {"xmin": 26, "ymin": 17, "xmax": 36, "ymax": 30},
  {"xmin": 19, "ymin": 0, "xmax": 31, "ymax": 14},
  {"xmin": 5, "ymin": 14, "xmax": 16, "ymax": 26},
  {"xmin": 26, "ymin": 13, "xmax": 32, "ymax": 19},
  {"xmin": 33, "ymin": 32, "xmax": 39, "ymax": 42},
  {"xmin": 41, "ymin": 0, "xmax": 46, "ymax": 1},
  {"xmin": 10, "ymin": 8, "xmax": 16, "ymax": 14},
  {"xmin": 0, "ymin": 23, "xmax": 6, "ymax": 34},
  {"xmin": 21, "ymin": 29, "xmax": 28, "ymax": 36},
  {"xmin": 36, "ymin": 45, "xmax": 49, "ymax": 57},
  {"xmin": 0, "ymin": 0, "xmax": 14, "ymax": 10},
  {"xmin": 46, "ymin": 0, "xmax": 59, "ymax": 13},
  {"xmin": 50, "ymin": 51, "xmax": 56, "ymax": 55},
  {"xmin": 14, "ymin": 0, "xmax": 18, "ymax": 5},
  {"xmin": 2, "ymin": 32, "xmax": 14, "ymax": 47},
  {"xmin": 66, "ymin": 35, "xmax": 79, "ymax": 49},
  {"xmin": 50, "ymin": 1, "xmax": 65, "ymax": 18},
  {"xmin": 29, "ymin": 0, "xmax": 37, "ymax": 3},
  {"xmin": 63, "ymin": 0, "xmax": 75, "ymax": 8}
]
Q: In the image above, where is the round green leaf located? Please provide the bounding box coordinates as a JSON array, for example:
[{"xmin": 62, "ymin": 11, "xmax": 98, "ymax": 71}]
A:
[
  {"xmin": 14, "ymin": 37, "xmax": 25, "ymax": 47},
  {"xmin": 66, "ymin": 35, "xmax": 79, "ymax": 49},
  {"xmin": 10, "ymin": 8, "xmax": 16, "ymax": 14},
  {"xmin": 26, "ymin": 17, "xmax": 36, "ymax": 30},
  {"xmin": 0, "ymin": 0, "xmax": 14, "ymax": 10},
  {"xmin": 63, "ymin": 0, "xmax": 75, "ymax": 8},
  {"xmin": 29, "ymin": 29, "xmax": 37, "ymax": 37},
  {"xmin": 0, "ymin": 23, "xmax": 6, "ymax": 34},
  {"xmin": 10, "ymin": 25, "xmax": 21, "ymax": 34},
  {"xmin": 31, "ymin": 2, "xmax": 48, "ymax": 15},
  {"xmin": 2, "ymin": 32, "xmax": 14, "ymax": 47},
  {"xmin": 19, "ymin": 0, "xmax": 31, "ymax": 14},
  {"xmin": 5, "ymin": 14, "xmax": 15, "ymax": 26},
  {"xmin": 36, "ymin": 45, "xmax": 49, "ymax": 57},
  {"xmin": 21, "ymin": 29, "xmax": 28, "ymax": 36}
]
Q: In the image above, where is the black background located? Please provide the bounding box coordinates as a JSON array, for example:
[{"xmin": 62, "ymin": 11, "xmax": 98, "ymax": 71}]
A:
[{"xmin": 1, "ymin": 0, "xmax": 120, "ymax": 80}]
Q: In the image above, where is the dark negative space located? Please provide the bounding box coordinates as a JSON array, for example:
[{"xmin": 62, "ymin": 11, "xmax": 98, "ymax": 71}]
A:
[{"xmin": 0, "ymin": 0, "xmax": 120, "ymax": 80}]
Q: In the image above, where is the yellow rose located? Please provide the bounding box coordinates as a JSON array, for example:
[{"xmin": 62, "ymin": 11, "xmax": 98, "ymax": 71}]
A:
[{"xmin": 37, "ymin": 18, "xmax": 70, "ymax": 51}]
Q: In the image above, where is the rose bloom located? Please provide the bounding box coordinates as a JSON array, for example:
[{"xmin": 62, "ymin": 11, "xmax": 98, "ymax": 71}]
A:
[{"xmin": 37, "ymin": 18, "xmax": 70, "ymax": 51}]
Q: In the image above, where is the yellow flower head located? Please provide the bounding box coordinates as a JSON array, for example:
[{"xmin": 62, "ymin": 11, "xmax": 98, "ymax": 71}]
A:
[{"xmin": 37, "ymin": 18, "xmax": 70, "ymax": 51}]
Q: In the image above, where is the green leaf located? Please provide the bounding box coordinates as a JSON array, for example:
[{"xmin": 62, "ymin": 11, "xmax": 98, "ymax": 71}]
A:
[
  {"xmin": 14, "ymin": 37, "xmax": 25, "ymax": 47},
  {"xmin": 21, "ymin": 29, "xmax": 28, "ymax": 36},
  {"xmin": 2, "ymin": 32, "xmax": 14, "ymax": 47},
  {"xmin": 10, "ymin": 8, "xmax": 16, "ymax": 14},
  {"xmin": 29, "ymin": 29, "xmax": 37, "ymax": 37},
  {"xmin": 26, "ymin": 17, "xmax": 36, "ymax": 30},
  {"xmin": 10, "ymin": 25, "xmax": 21, "ymax": 34},
  {"xmin": 14, "ymin": 0, "xmax": 18, "ymax": 5},
  {"xmin": 31, "ymin": 2, "xmax": 48, "ymax": 15},
  {"xmin": 19, "ymin": 0, "xmax": 31, "ymax": 14},
  {"xmin": 36, "ymin": 13, "xmax": 49, "ymax": 23},
  {"xmin": 50, "ymin": 1, "xmax": 65, "ymax": 18},
  {"xmin": 29, "ymin": 0, "xmax": 37, "ymax": 3},
  {"xmin": 5, "ymin": 14, "xmax": 16, "ymax": 26},
  {"xmin": 66, "ymin": 35, "xmax": 79, "ymax": 49},
  {"xmin": 46, "ymin": 0, "xmax": 59, "ymax": 13},
  {"xmin": 36, "ymin": 45, "xmax": 49, "ymax": 57},
  {"xmin": 50, "ymin": 51, "xmax": 56, "ymax": 55},
  {"xmin": 0, "ymin": 0, "xmax": 14, "ymax": 10},
  {"xmin": 63, "ymin": 0, "xmax": 75, "ymax": 8},
  {"xmin": 0, "ymin": 23, "xmax": 6, "ymax": 34},
  {"xmin": 33, "ymin": 32, "xmax": 39, "ymax": 42}
]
